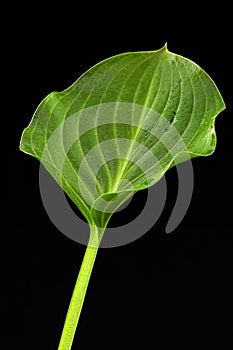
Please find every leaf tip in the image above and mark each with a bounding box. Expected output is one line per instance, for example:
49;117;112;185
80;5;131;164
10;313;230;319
160;42;168;53
154;43;169;55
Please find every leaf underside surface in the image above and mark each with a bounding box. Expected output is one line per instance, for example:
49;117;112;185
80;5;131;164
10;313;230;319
20;45;225;233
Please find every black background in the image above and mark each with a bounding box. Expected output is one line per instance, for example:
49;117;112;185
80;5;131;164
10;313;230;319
6;4;232;350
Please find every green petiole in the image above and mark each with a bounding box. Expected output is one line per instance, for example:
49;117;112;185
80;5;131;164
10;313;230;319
58;226;99;350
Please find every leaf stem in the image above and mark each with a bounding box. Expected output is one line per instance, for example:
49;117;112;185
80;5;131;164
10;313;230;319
57;226;100;350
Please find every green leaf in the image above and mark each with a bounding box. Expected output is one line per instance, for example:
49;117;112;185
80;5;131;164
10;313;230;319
20;45;225;232
20;45;225;350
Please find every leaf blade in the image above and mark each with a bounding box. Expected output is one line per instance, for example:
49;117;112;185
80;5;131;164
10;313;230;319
20;45;225;229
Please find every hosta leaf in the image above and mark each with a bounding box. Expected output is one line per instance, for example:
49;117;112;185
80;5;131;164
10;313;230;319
20;45;225;232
